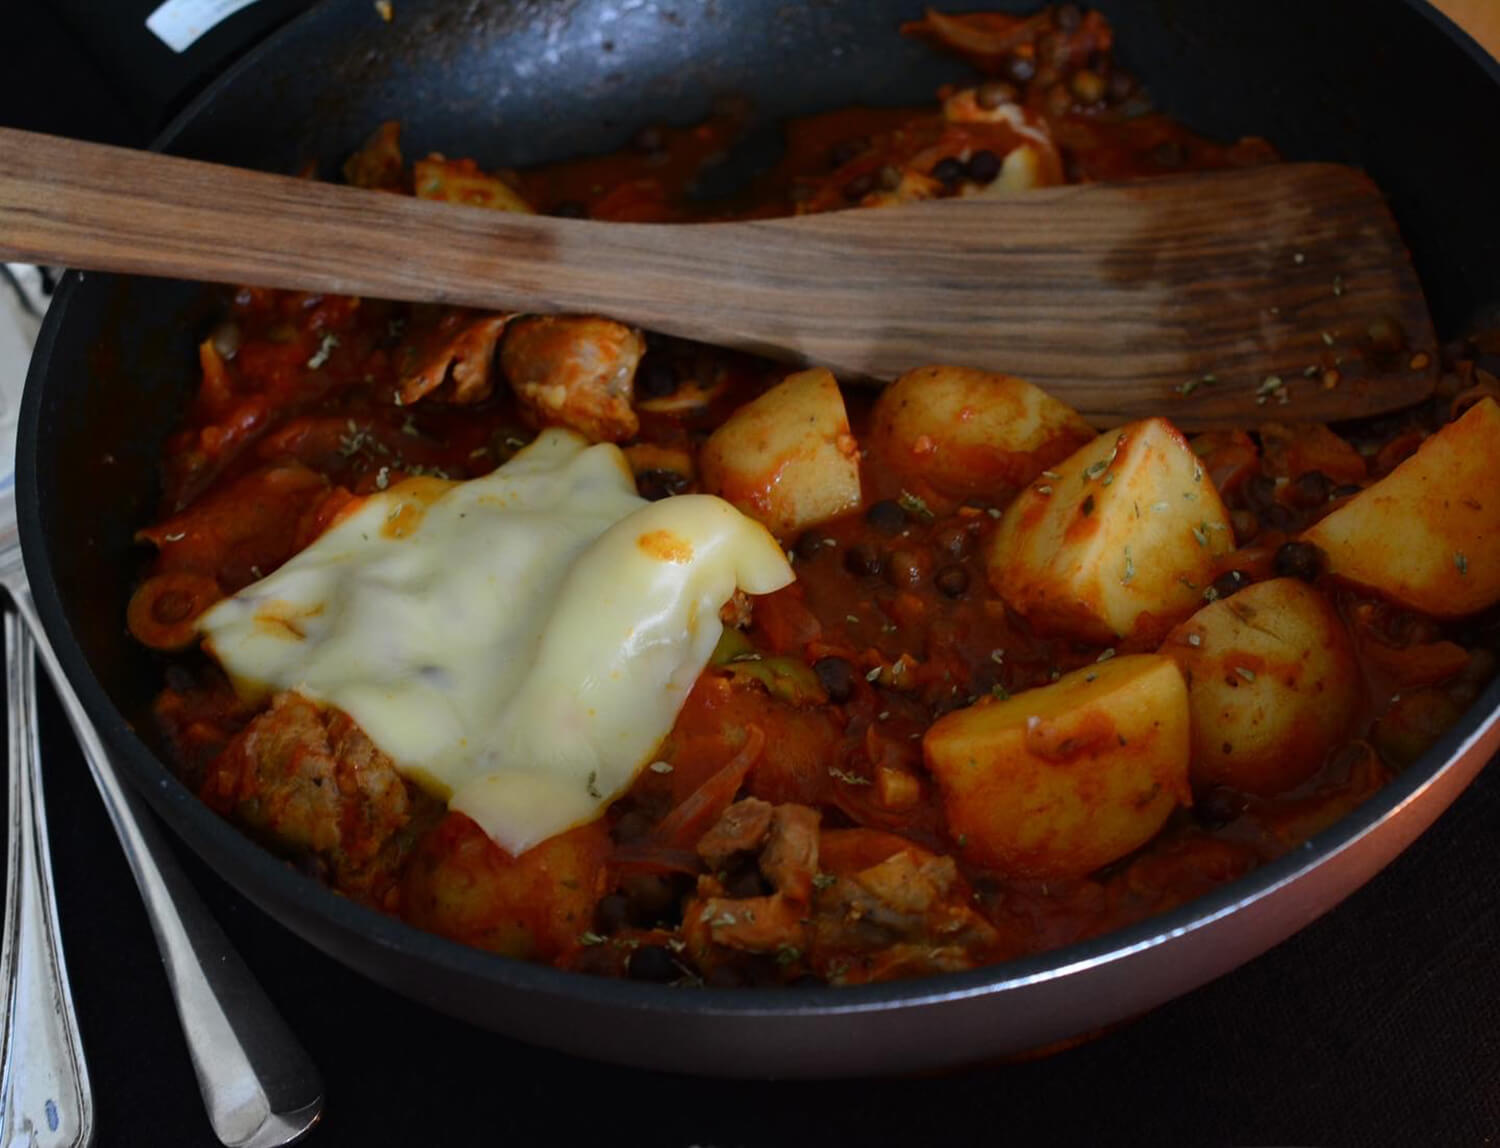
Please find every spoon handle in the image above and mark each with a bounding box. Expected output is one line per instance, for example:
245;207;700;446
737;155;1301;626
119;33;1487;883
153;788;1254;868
0;610;94;1148
8;585;323;1148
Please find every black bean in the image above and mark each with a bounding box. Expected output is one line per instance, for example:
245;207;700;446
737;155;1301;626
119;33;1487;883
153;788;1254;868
1056;3;1083;32
883;548;930;589
164;664;198;693
1260;503;1299;532
975;80;1018;109
1211;569;1252;599
828;137;869;168
843;172;875;201
966;149;1002;184
594;893;630;934
1107;70;1137;102
932;522;973;559
741;956;782;987
621;873;685;927
935;565;970;598
635;469;689;502
551;200;587;219
865;499;907;534
612;810;653;844
637;356;678;399
932;157;965;186
793;531;826;562
1243;473;1278;512
1194;786;1246;829
813;657;856;703
1332;483;1364;499
1152;140;1186;168
1288;470;1332;508
627;945;683;983
844;543;883;577
1004;52;1037;84
1273;540;1326;582
1230;509;1260;545
705;964;747;988
632;125;666;153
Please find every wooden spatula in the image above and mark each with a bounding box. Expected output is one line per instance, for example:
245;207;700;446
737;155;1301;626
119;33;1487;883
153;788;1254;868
0;126;1435;428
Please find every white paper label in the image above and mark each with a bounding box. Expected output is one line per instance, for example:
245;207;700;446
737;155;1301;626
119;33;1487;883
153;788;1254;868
145;0;262;53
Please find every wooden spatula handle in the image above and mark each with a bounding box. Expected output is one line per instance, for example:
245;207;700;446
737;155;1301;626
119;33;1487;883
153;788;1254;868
0;126;1433;426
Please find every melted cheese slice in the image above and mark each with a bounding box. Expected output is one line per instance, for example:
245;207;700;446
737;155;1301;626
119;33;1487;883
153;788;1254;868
198;428;793;855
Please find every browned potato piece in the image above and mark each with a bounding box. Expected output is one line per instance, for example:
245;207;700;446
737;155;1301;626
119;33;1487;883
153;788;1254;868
1164;578;1360;795
699;367;861;537
924;654;1191;878
401;812;608;962
500;315;645;443
866;365;1095;509
1301;397;1500;617
987;417;1234;644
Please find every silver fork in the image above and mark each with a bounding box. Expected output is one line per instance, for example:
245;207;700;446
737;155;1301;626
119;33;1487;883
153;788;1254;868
0;491;324;1147
2;607;92;1146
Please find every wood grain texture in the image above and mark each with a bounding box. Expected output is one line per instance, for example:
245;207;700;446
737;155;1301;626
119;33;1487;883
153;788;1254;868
0;126;1435;428
1432;0;1500;60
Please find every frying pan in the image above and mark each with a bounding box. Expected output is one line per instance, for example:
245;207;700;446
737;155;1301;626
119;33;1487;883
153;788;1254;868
16;0;1500;1077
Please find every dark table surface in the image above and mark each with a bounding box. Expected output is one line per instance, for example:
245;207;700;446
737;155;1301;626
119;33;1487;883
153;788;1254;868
7;3;1500;1144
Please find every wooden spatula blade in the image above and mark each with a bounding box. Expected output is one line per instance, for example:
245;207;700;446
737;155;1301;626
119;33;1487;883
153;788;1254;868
686;164;1436;429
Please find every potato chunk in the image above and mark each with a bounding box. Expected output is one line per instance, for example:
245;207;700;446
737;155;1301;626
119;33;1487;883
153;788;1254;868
924;654;1191;878
867;365;1094;509
1301;398;1500;617
699;367;861;537
1164;578;1360;795
401;813;608;962
987;417;1234;644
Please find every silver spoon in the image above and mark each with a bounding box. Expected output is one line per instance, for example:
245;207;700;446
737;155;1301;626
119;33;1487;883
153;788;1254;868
0;483;324;1145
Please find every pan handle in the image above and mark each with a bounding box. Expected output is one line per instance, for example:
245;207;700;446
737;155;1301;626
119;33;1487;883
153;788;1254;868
7;582;324;1148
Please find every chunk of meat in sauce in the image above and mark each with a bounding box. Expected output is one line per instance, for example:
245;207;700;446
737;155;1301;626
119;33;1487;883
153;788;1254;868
500;315;645;443
695;797;774;868
760;803;820;902
810;829;1001;982
397;313;512;405
200;692;413;888
683;800;822;966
